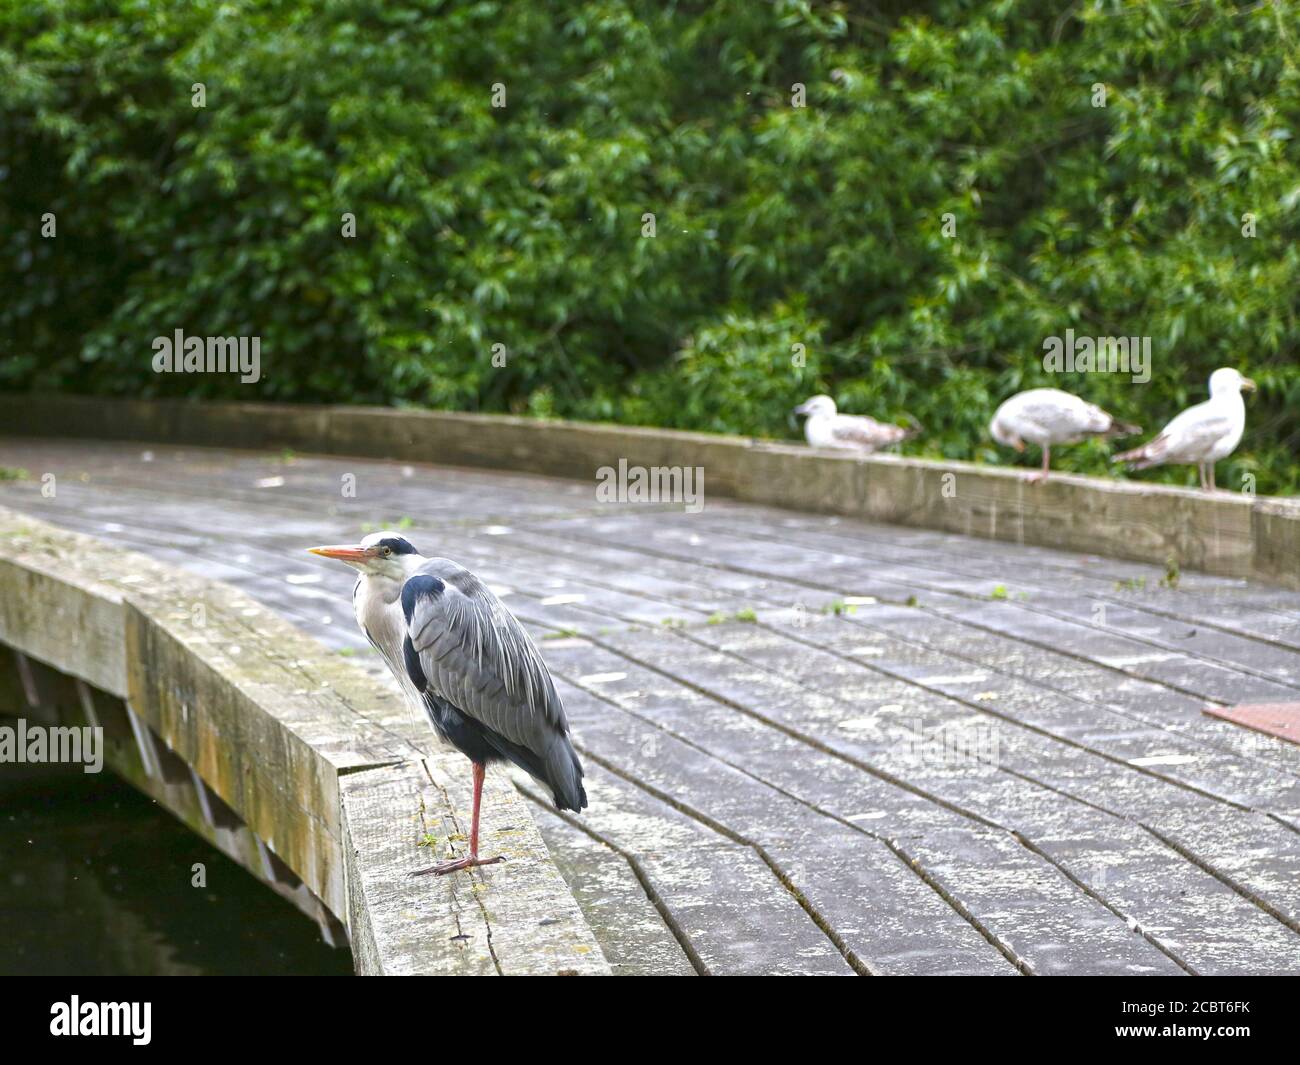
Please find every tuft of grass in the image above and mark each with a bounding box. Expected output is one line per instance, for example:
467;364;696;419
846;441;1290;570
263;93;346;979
417;833;438;849
701;607;759;625
542;628;579;640
822;600;857;616
905;595;919;607
1115;576;1147;592
990;585;1009;600
1160;558;1181;590
0;467;29;481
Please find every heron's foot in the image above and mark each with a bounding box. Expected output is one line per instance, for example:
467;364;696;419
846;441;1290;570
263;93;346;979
409;854;506;877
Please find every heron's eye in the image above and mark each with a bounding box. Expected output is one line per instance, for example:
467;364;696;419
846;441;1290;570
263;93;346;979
381;546;392;557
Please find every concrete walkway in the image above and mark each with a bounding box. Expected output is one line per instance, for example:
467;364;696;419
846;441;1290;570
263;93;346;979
3;437;1299;975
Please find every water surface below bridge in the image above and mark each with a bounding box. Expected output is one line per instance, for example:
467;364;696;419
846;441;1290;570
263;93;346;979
1;773;351;975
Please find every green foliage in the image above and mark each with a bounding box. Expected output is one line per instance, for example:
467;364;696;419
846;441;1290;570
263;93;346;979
2;0;1297;492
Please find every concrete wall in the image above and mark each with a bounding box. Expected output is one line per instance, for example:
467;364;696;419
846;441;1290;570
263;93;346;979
0;393;1295;588
0;506;609;975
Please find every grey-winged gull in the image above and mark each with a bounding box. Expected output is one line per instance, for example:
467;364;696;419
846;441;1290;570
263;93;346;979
1113;367;1255;491
793;395;920;453
990;387;1139;482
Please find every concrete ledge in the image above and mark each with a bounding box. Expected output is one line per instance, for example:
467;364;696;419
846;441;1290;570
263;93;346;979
0;506;609;975
1254;499;1300;590
0;393;1295;589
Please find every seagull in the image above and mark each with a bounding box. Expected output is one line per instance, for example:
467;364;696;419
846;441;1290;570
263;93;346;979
1113;368;1256;491
793;395;920;453
309;532;586;875
989;388;1140;482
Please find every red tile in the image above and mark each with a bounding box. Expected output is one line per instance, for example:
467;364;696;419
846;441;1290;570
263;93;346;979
1204;702;1300;746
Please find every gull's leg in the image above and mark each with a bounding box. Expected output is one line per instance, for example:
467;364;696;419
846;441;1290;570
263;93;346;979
1198;464;1207;491
1208;464;1217;492
1030;444;1051;483
410;762;506;876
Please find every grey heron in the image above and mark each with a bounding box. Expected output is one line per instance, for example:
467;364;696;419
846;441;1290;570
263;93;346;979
989;388;1140;483
792;395;920;453
1114;368;1255;491
309;532;587;875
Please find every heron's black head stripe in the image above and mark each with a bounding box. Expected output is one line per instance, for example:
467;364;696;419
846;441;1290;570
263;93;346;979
401;574;446;624
379;536;419;556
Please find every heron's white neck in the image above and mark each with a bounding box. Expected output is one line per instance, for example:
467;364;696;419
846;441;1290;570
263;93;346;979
355;552;429;603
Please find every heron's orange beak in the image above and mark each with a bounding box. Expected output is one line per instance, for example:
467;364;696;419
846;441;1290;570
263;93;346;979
308;544;375;563
1242;377;1257;392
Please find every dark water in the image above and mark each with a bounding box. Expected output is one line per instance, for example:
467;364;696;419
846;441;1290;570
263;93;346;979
0;772;353;976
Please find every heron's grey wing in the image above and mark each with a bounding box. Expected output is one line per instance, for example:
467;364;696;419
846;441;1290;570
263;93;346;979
400;559;569;752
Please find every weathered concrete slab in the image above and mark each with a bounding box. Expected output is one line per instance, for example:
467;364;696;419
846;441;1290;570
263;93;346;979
527;763;858;976
1;394;1297;586
577;624;1298;974
549;676;1019;975
1254;499;1300;591
2;435;1299;974
338;758;604;976
0;505;608;975
525;801;699;976
341;760;496;976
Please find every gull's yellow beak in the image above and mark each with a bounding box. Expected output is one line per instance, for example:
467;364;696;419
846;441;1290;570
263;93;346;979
1241;377;1258;392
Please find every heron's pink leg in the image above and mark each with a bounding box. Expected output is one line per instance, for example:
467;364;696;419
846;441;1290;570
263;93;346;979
469;761;485;857
409;762;506;877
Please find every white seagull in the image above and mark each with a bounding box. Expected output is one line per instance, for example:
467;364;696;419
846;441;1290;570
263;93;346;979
989;388;1140;482
1113;367;1256;491
793;395;920;453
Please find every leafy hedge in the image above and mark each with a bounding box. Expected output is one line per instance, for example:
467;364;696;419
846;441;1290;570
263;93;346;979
2;0;1298;492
